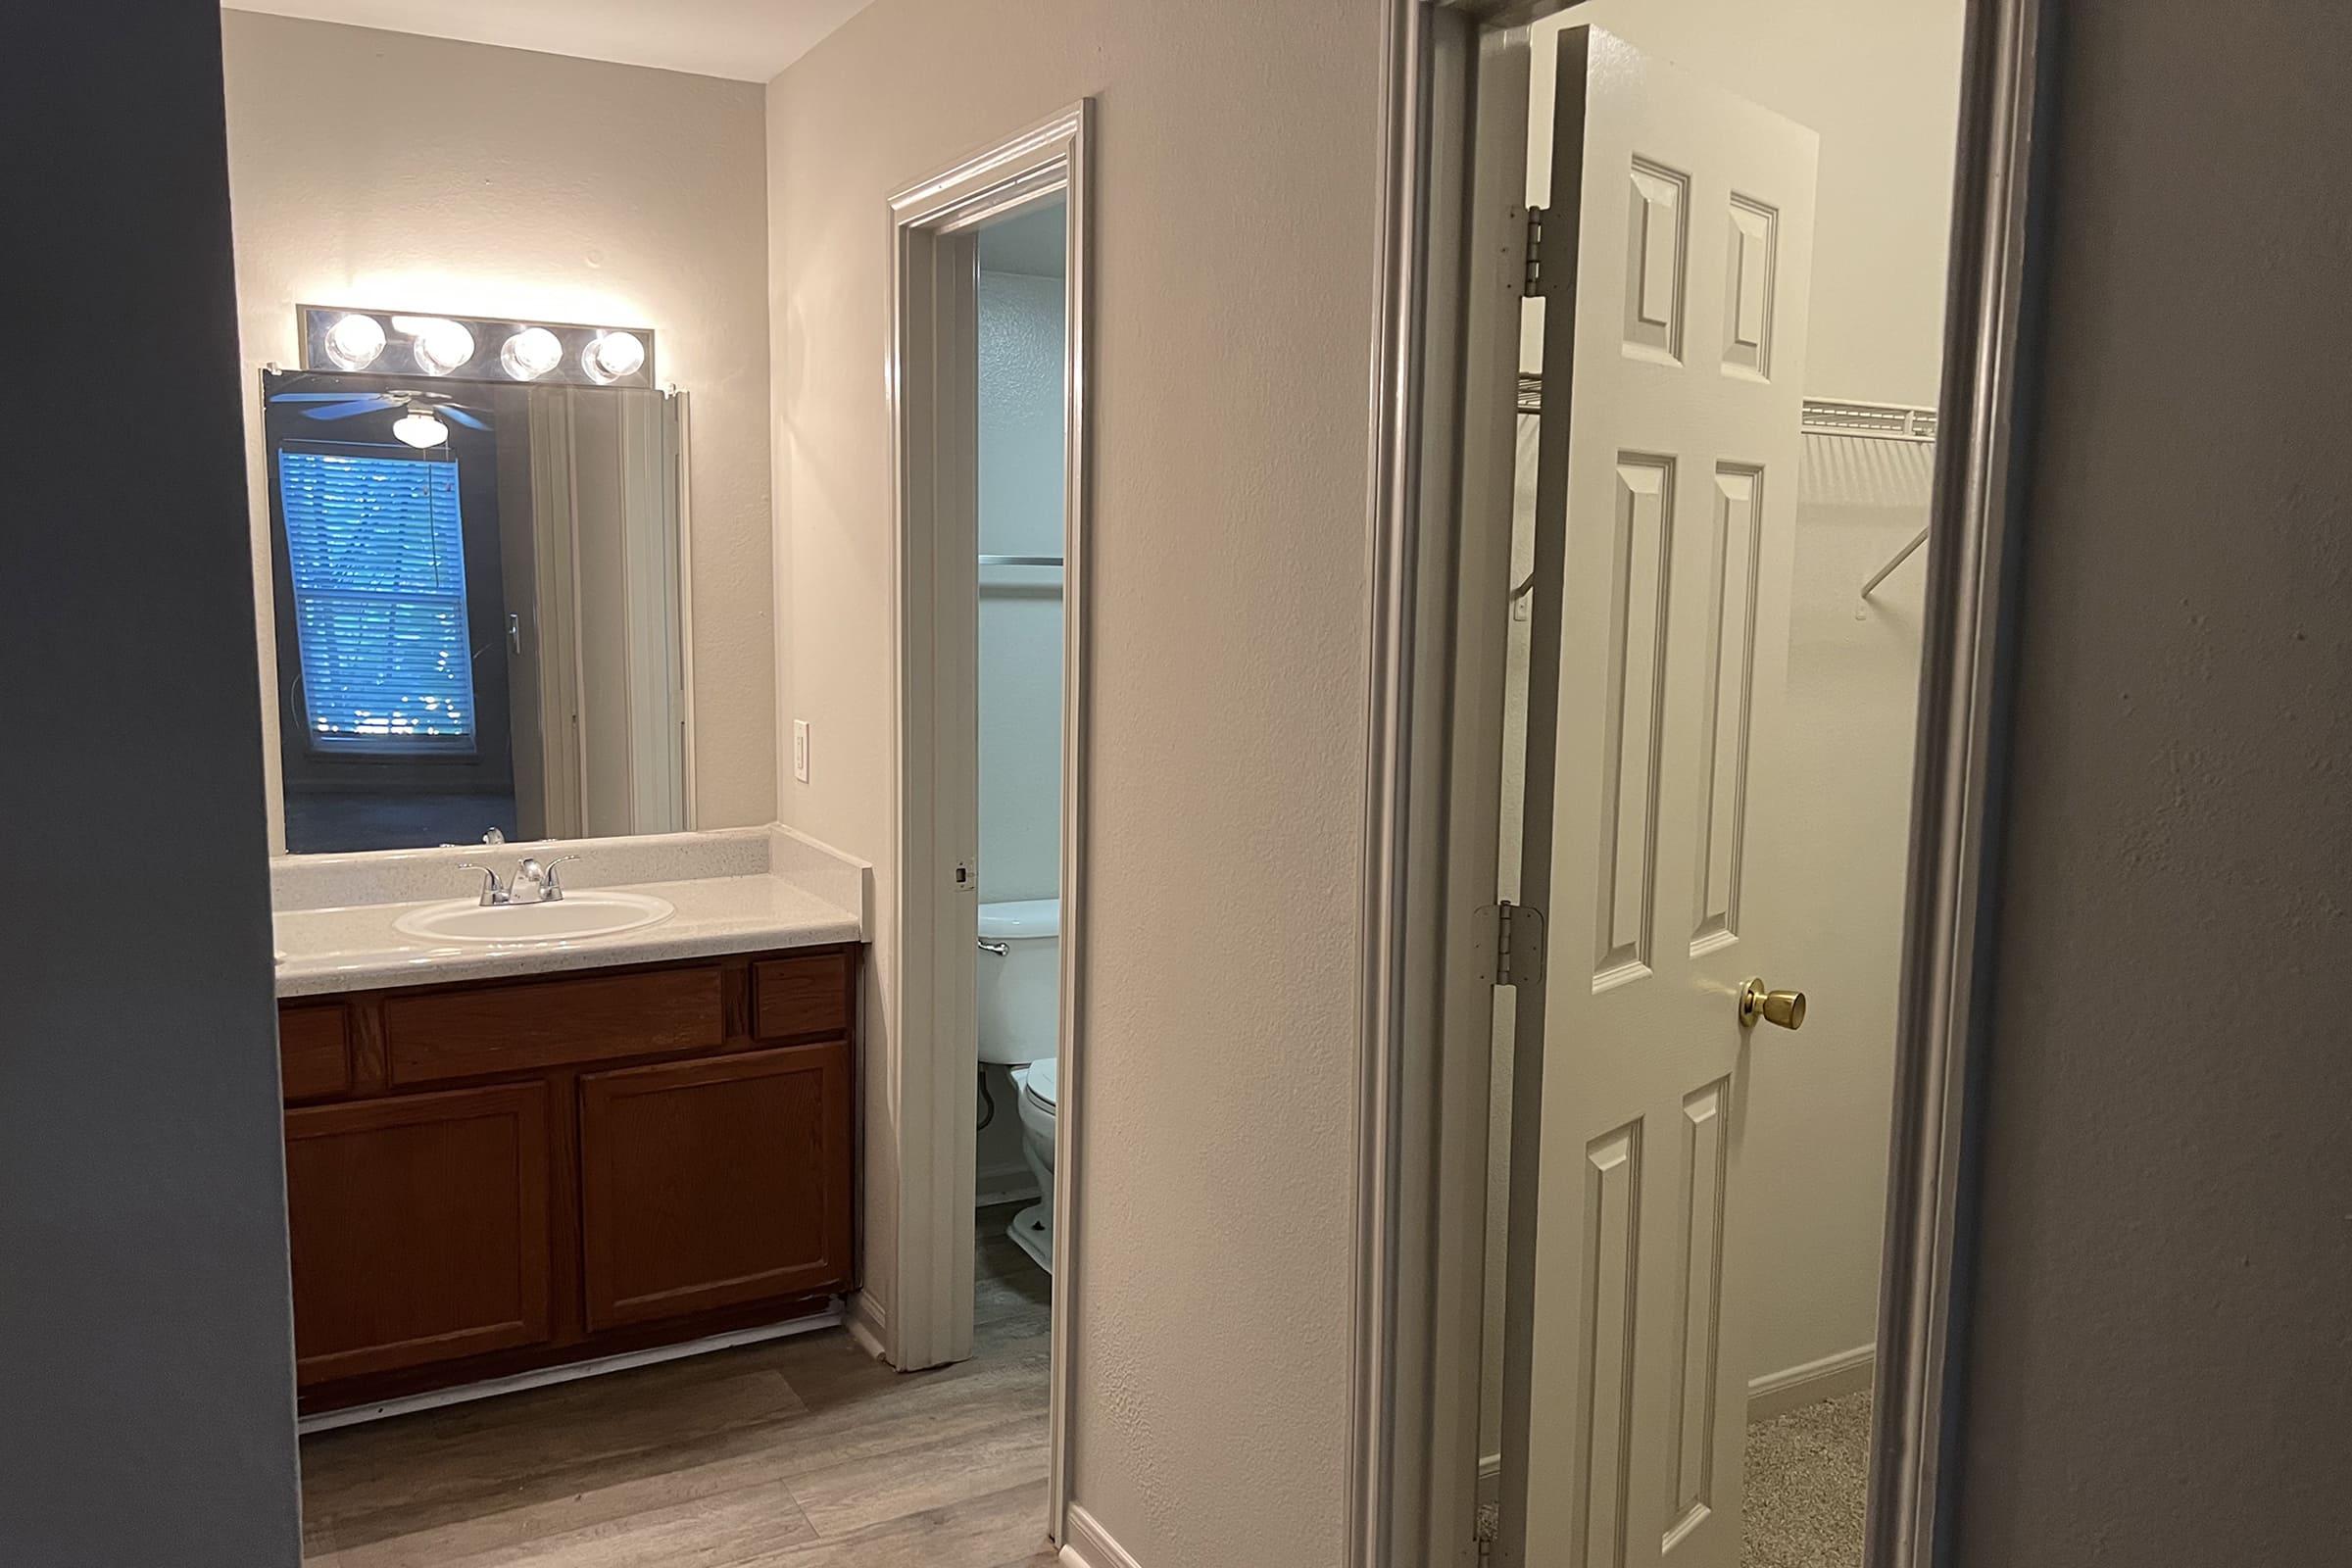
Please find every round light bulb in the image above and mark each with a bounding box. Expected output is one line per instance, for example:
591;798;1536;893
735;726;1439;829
392;410;451;449
322;313;386;370
500;326;564;380
410;318;476;376
582;330;646;384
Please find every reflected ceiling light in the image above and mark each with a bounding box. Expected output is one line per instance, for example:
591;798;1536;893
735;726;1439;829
321;313;386;370
405;317;476;376
392;409;451;449
500;326;564;380
581;329;646;385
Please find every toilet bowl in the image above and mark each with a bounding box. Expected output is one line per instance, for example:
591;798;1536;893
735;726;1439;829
1008;1056;1056;1273
976;898;1057;1274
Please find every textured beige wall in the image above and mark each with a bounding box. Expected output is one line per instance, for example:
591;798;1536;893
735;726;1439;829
220;12;776;842
1955;4;2352;1561
765;2;1383;1561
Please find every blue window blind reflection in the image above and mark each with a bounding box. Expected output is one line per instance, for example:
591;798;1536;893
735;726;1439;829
278;447;477;749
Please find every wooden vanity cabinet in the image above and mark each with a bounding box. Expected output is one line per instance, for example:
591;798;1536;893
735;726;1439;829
579;1044;853;1331
277;944;858;1412
284;1083;555;1384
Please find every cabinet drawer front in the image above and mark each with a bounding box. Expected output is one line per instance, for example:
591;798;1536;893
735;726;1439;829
386;966;725;1086
285;1082;554;1386
278;1004;351;1103
753;952;852;1041
579;1042;853;1332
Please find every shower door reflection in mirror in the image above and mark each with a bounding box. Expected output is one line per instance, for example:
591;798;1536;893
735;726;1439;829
262;370;687;854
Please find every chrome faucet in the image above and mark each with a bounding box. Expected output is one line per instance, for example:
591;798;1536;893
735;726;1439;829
514;856;581;903
453;854;580;906
455;862;513;906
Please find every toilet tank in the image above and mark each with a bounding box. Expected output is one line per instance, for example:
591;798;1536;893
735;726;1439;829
975;898;1059;1066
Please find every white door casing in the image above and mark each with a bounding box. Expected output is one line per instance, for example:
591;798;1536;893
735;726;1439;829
887;100;1091;1545
1501;28;1816;1568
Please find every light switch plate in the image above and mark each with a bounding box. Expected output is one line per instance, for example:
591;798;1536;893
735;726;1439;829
793;719;810;783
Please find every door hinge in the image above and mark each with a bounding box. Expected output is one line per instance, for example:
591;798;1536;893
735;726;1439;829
1483;901;1546;989
1523;204;1548;296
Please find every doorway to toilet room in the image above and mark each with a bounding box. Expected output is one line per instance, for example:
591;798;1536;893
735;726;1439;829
889;104;1088;1551
970;200;1070;1282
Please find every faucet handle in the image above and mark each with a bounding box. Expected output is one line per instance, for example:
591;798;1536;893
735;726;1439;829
541;855;582;900
520;855;582;902
455;862;510;906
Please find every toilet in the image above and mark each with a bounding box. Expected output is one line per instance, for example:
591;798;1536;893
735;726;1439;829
975;897;1058;1272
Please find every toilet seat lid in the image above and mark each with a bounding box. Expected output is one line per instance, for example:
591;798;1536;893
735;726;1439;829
1022;1057;1058;1110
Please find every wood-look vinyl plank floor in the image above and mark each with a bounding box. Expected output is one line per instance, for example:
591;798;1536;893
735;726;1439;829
304;1207;1055;1568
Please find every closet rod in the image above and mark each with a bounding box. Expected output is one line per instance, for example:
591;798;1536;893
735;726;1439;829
1861;526;1932;599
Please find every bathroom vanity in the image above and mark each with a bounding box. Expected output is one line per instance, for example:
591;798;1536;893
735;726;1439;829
270;830;865;1415
235;277;871;1415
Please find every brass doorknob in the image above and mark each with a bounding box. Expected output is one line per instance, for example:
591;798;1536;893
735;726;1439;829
1739;979;1807;1031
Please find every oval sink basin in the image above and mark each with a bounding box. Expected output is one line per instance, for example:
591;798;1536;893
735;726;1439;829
392;891;676;947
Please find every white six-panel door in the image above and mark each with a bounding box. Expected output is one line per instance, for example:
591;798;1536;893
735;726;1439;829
1502;27;1817;1568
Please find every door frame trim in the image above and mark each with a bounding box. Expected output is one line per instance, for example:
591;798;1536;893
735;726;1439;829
1866;2;2052;1560
886;99;1093;1547
1351;3;2056;1566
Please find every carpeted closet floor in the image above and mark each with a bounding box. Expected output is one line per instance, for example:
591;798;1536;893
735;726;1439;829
1740;1391;1873;1568
1472;1390;1872;1564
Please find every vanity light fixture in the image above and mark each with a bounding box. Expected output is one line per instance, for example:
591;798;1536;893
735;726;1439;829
321;312;387;370
500;325;564;380
391;408;452;449
403;317;477;376
299;307;657;388
581;329;646;385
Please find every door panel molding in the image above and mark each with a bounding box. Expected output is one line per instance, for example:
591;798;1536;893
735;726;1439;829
1719;197;1779;382
1576;1122;1644;1568
1595;455;1676;988
1690;465;1761;953
1665;1078;1730;1540
1624;159;1691;364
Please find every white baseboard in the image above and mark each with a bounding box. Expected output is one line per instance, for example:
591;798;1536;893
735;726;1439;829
1470;1348;1876;1506
297;1307;841;1434
846;1288;891;1365
1060;1502;1144;1568
977;1173;1043;1207
1746;1343;1875;1422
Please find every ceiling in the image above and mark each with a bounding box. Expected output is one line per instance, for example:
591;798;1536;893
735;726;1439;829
221;0;878;82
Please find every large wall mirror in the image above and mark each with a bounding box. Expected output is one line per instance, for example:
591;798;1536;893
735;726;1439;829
261;354;689;854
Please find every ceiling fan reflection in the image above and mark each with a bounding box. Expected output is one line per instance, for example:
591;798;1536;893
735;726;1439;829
270;389;490;430
271;388;487;449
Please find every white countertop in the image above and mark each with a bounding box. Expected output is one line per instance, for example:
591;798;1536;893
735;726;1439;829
270;825;868;999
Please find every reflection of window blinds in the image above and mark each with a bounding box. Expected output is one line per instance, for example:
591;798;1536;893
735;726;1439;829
278;446;477;749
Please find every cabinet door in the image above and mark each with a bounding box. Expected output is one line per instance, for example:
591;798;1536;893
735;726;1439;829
579;1042;853;1332
285;1082;554;1386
